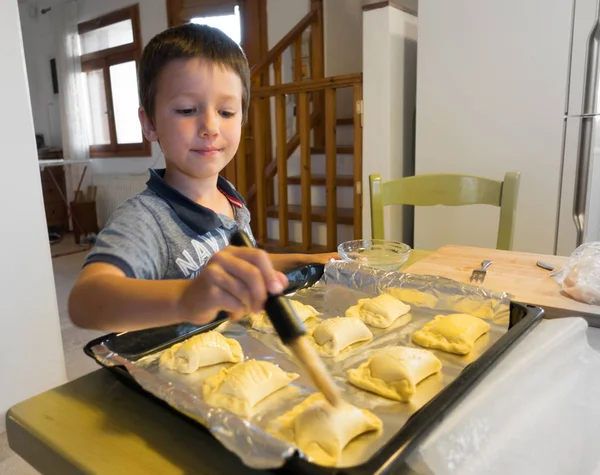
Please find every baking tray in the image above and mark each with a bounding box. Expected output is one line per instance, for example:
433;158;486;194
84;263;544;474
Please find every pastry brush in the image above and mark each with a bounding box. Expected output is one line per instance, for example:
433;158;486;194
229;230;342;407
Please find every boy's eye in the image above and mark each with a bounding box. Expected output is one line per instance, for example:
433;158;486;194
176;108;196;116
219;110;236;118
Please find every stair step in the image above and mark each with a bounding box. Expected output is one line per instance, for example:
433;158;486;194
286;174;354;187
260;239;332;254
336;117;354;126
267;205;354;225
310;145;354;154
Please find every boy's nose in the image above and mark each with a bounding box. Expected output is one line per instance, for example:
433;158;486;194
199;112;219;137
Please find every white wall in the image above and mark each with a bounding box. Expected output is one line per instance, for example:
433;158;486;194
267;0;310;49
19;3;62;149
323;0;363;120
0;1;67;432
362;5;418;242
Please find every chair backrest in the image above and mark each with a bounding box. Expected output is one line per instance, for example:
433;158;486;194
369;172;521;250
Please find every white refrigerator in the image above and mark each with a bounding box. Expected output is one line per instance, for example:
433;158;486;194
414;0;600;256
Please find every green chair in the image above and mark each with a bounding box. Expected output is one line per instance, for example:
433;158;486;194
369;172;521;250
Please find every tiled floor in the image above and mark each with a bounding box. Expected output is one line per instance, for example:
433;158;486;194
1;234;101;474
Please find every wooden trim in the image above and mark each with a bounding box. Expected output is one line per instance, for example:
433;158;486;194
105;50;137;67
80;43;137;64
362;1;417;17
90;147;150;158
337;117;354;125
103;64;118;150
310;0;325;147
353;84;363;239
78;5;140;35
275;94;289;247
236;128;247;196
81;58;105;73
80;4;147;159
250;9;317;78
166;0;183;27
252;73;362;97
252;99;267;244
324;87;337;250
294;37;303;82
298;92;312;251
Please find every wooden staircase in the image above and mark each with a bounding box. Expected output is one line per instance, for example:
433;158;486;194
220;1;363;253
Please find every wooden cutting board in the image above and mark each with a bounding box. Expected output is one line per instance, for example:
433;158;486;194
405;244;600;322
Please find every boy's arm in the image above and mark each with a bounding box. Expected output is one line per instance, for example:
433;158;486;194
268;252;339;272
69;248;288;332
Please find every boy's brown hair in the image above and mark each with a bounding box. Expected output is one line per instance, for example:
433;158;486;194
138;23;250;123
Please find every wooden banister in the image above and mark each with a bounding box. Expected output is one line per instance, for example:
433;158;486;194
252;73;363;97
250;8;317;78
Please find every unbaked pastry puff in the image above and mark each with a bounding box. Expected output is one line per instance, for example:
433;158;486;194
248;299;321;333
309;317;373;357
202;359;298;417
267;393;382;466
159;331;243;374
345;293;411;328
347;346;442;401
412;313;490;355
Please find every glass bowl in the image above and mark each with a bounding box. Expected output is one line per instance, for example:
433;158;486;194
337;239;412;271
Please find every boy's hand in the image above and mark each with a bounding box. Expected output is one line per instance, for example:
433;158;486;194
178;247;288;324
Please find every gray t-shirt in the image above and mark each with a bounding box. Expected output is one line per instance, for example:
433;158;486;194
84;169;255;280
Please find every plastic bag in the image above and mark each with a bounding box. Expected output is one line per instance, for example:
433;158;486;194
553;242;600;305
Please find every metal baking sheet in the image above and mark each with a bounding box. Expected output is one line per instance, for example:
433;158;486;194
86;260;541;472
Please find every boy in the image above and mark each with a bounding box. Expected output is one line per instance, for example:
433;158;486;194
68;24;335;332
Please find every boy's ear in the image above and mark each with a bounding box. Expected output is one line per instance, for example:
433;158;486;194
138;107;158;142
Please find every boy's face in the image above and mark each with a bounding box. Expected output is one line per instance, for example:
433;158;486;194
139;58;243;182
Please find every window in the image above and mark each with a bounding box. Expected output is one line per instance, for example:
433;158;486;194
78;5;149;157
191;6;241;44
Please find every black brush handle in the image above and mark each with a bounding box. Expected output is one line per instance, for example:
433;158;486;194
229;230;307;343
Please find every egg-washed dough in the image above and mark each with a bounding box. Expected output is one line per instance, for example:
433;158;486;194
412;313;491;355
159;331;243;374
202;359;299;417
385;287;438;308
347;346;442;401
309;317;373;357
248;300;321;333
345;293;411;328
267;393;382;466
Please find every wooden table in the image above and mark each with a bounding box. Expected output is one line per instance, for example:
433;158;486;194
7;370;263;475
405;245;600;325
9;246;594;474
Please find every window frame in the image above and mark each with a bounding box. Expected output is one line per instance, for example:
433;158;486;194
78;4;150;158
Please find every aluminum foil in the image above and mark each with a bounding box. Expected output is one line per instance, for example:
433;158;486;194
90;260;512;470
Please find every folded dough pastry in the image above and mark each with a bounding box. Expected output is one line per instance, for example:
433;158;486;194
412;313;491;355
202;359;299;416
267;393;382;466
345;293;411;328
248;300;321;333
347;346;442;401
385;287;438;308
159;331;243;374
310;317;373;357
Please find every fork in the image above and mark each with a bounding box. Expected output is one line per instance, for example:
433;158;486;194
470;260;493;283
